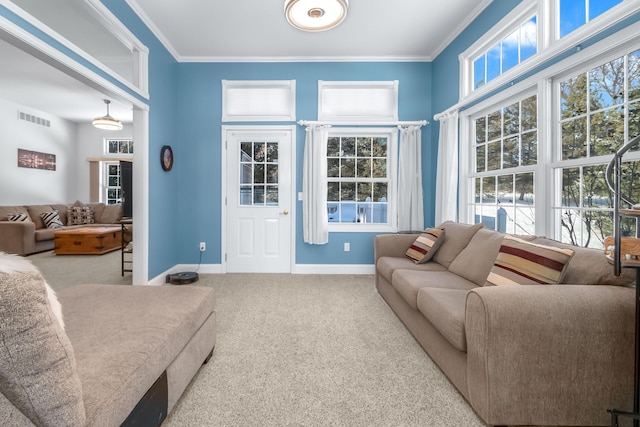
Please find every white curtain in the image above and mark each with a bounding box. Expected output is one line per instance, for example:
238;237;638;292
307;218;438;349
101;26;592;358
302;125;329;245
434;110;459;225
397;125;424;231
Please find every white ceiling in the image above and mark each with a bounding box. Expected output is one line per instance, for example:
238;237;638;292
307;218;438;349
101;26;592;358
128;0;492;61
0;0;493;124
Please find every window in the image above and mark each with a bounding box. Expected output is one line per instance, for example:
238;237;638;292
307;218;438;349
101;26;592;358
240;141;279;206
106;139;134;155
559;0;623;38
473;16;537;90
470;93;538;234
103;162;121;205
326;128;397;231
552;48;640;247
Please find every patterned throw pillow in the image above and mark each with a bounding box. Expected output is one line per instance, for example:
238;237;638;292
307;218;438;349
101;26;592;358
485;235;575;286
7;213;29;222
40;211;63;229
405;228;445;264
66;206;94;225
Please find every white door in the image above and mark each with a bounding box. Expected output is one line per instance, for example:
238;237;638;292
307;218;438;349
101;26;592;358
225;127;293;273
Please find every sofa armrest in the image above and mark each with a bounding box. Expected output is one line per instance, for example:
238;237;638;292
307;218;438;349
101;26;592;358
466;284;635;426
0;221;36;255
374;233;420;261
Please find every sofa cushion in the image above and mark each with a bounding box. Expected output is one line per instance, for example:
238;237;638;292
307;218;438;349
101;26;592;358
7;213;29;222
67;206;94;225
100;203;123;224
0;261;85;426
532;237;636;286
486;236;575;286
58;284;215;425
432;221;484;268
448;228;508;286
51;204;69;226
376;256;447;284
87;203;106;224
417;288;469;352
41;211;64;229
26;205;55;230
0;206;29;222
392;269;477;310
35;228;56;242
405;228;445;264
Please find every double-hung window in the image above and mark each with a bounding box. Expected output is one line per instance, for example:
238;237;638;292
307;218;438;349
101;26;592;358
326;128;397;232
101;139;133;205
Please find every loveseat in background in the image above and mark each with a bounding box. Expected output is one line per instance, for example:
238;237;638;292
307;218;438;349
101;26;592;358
0;202;123;255
374;221;636;426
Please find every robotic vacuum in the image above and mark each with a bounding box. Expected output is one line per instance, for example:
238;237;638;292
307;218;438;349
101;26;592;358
165;271;199;285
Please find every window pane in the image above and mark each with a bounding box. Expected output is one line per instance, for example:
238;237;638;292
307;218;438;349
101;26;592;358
629;50;640;102
515;172;535;206
474;55;486;89
498;175;513;204
589;107;624;157
521;131;537;166
108;176;119;186
562;117;587;160
561;74;587;119
327;182;339;201
560;209;582;245
629;101;640;146
254;186;265;205
254;164;265;184
240;186;252;205
373;183;387;201
254;143;265;162
487;141;501;171
266;143;278;162
342;137;356;157
589;57;624;110
108;164;118;175
502;29;519;73
503;101;520;136
476;145;486;173
341;159;355;178
357;158;371;178
372;159;386;178
372;138;387;157
241;143;252;161
521;95;537;131
327;159;340;178
266;164;278;184
357;182;372;201
520;16;537;61
560;0;586;37
327;137;340;157
474;177;481;203
589;0;622;21
561;168;580;208
487;44;501;83
357;137;372;156
621;160;640;203
266;186;278;205
582;164;610;208
487;111;501;141
475;117;486;143
483;176;496;203
341;182;355;201
503;136;519;168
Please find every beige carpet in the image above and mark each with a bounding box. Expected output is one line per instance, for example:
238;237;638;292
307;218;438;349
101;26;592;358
28;254;484;426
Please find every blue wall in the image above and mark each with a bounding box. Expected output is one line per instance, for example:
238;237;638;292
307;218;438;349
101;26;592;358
175;62;432;265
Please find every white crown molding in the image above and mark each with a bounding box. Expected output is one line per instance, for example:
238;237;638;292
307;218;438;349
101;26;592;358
124;0;180;61
178;55;432;63
431;0;494;60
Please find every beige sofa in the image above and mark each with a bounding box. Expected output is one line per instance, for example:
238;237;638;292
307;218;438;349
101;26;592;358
374;221;636;427
0;254;216;426
0;202;123;255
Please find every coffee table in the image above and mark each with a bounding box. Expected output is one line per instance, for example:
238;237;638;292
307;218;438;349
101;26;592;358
54;226;122;255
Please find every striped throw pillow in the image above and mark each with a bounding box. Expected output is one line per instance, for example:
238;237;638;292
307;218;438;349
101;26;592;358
405;228;445;264
8;213;29;222
40;211;63;229
485;235;575;286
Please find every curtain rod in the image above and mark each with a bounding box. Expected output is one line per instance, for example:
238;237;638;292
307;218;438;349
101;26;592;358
297;120;428;127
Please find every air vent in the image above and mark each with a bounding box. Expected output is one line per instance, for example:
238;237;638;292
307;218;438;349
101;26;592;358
18;111;51;128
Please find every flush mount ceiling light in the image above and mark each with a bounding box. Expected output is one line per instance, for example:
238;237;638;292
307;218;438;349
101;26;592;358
92;99;123;131
284;0;348;32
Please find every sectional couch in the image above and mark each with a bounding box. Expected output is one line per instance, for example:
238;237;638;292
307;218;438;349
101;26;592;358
374;221;636;426
0;252;216;426
0;202;122;255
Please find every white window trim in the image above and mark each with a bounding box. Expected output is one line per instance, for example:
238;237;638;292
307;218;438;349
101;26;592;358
459;17;640;240
326;127;398;233
458;0;640;107
0;0;149;98
221;80;296;122
104;138;134;157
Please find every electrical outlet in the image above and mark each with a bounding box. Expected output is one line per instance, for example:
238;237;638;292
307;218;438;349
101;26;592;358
199;242;206;252
344;242;350;252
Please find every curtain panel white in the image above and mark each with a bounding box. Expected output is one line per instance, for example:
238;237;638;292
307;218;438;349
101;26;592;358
302;125;329;244
397;125;424;232
434;110;459;225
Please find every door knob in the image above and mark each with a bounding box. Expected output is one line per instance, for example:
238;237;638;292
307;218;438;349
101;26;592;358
280;210;289;215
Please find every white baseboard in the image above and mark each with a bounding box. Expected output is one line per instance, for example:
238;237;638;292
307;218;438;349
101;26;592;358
147;263;374;285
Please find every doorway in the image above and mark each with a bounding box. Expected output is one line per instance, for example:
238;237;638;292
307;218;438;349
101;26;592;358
223;126;296;273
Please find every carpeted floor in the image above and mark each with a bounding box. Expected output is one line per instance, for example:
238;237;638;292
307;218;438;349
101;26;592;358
29;253;484;426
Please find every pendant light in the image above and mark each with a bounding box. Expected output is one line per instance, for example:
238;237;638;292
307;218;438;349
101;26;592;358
284;0;348;32
92;99;123;131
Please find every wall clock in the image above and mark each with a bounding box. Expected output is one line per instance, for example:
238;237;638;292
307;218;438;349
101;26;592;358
160;145;173;171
